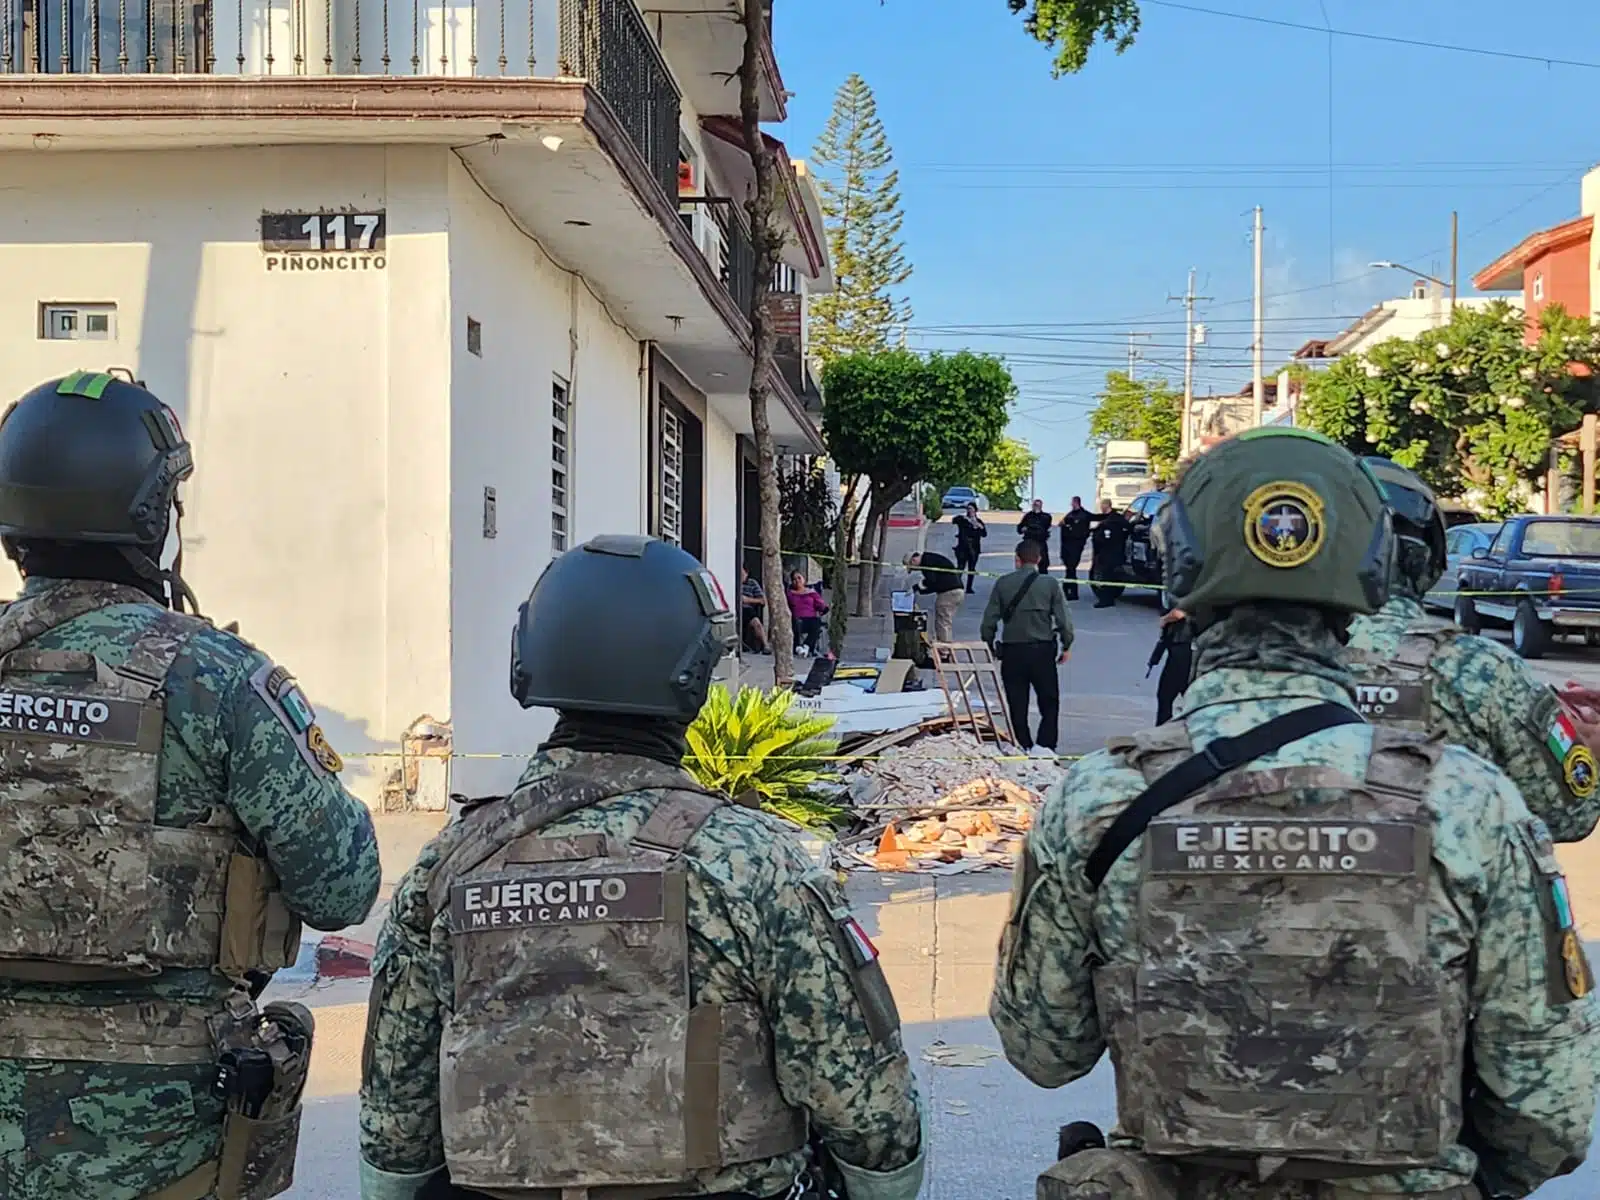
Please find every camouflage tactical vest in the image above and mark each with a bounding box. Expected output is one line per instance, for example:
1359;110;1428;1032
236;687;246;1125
425;756;808;1200
0;581;300;1004
1345;626;1452;732
1093;720;1465;1182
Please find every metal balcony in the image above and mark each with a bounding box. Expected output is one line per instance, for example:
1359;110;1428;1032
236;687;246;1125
1;0;681;199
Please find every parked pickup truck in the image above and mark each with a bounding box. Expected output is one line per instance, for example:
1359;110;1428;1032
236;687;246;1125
1454;514;1600;658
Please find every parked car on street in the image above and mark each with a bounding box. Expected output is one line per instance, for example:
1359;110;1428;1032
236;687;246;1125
1422;521;1501;614
1122;489;1170;594
1454;514;1600;658
940;485;989;512
1440;502;1487;530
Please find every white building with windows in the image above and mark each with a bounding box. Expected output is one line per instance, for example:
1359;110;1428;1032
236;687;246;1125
0;0;832;805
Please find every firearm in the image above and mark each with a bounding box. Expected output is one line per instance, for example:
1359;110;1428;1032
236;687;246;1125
799;1131;849;1199
1145;624;1173;678
211;998;315;1198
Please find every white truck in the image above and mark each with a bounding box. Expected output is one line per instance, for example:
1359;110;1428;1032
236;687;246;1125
1095;439;1155;509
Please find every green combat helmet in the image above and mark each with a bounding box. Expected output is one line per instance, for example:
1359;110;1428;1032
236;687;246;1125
1359;456;1448;599
1158;427;1393;624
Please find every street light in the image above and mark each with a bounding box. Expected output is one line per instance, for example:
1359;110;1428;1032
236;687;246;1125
1370;212;1460;311
1370;260;1452;290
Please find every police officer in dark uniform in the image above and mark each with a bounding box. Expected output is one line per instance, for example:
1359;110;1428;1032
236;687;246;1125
360;536;925;1200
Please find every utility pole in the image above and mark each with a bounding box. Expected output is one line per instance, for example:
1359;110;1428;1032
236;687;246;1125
1170;270;1213;460
1125;330;1153;378
1030;459;1037;504
1252;205;1265;427
1449;209;1459;315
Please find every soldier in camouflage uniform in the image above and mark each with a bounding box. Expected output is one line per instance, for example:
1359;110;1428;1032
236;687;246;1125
1345;456;1600;843
358;535;924;1200
991;428;1599;1200
0;372;382;1200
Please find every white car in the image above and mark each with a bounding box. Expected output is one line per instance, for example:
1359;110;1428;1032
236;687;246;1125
940;486;989;511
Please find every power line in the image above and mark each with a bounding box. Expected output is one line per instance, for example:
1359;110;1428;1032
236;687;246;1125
914;179;1578;192
903;160;1590;173
1144;0;1600;71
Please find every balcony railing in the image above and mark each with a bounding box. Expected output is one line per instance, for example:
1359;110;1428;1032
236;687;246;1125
718;198;755;324
681;193;755;325
1;0;681;198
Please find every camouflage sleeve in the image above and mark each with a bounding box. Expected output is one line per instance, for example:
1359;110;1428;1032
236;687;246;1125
225;649;381;930
359;848;450;1175
737;839;923;1173
1434;636;1600;843
1466;802;1600;1196
989;768;1104;1088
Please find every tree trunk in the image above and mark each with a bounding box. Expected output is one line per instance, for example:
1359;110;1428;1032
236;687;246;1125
855;495;891;618
870;506;891;592
828;476;860;650
739;0;793;687
840;473;862;561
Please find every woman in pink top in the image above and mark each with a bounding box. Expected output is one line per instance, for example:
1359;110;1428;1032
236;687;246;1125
785;569;829;657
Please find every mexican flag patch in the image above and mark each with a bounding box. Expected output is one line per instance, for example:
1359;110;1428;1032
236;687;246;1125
840;917;879;968
1548;711;1579;762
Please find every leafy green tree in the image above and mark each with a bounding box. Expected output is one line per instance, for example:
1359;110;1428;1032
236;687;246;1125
778;458;837;560
809;74;913;362
1007;0;1141;74
823;350;1015;615
1087;371;1182;480
1301;302;1600;516
972;435;1038;509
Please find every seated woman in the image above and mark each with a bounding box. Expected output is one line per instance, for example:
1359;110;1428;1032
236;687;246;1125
785;569;829;657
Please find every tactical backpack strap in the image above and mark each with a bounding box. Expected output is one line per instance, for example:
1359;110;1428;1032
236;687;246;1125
1085;703;1367;889
1107;721;1195;785
629;789;726;855
1396;624;1452;670
112;609;201;699
0;579;153;660
1363;723;1447;802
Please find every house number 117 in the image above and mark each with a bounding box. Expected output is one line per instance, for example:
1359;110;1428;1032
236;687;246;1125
301;214;382;252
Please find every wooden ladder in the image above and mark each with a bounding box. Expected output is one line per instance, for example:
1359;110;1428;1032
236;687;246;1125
931;642;1016;746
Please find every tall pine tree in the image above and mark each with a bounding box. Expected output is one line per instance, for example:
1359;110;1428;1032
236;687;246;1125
809;74;913;363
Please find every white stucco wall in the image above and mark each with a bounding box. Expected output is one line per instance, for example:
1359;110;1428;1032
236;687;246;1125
0;144;453;803
702;410;740;603
0;142;740;806
444;154;649;799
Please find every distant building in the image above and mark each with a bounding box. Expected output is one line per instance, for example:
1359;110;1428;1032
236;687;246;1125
1474;166;1600;340
1295;283;1504;364
1186;374;1304;448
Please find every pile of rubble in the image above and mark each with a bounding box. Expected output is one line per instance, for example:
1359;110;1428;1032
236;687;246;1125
825;718;1067;874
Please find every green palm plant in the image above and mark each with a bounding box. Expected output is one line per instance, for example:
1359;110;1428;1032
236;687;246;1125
685;686;848;830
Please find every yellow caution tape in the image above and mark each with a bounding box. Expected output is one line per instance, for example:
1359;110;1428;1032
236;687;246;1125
759;544;1600;599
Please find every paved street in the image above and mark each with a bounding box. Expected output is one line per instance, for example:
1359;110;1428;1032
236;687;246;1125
282;514;1600;1199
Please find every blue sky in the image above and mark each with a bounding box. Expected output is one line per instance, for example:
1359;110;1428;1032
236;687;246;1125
774;0;1600;503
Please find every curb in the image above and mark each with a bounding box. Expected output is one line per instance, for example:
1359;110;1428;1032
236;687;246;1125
273;935;377;984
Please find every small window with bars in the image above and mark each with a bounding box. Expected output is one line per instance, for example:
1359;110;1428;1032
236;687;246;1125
552;377;571;554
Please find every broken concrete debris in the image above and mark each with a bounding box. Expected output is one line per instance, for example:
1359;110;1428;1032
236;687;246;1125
826;718;1066;874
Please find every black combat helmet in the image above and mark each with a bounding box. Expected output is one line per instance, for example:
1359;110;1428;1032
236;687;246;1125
0;371;194;594
510;536;737;722
1359;456;1448;599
